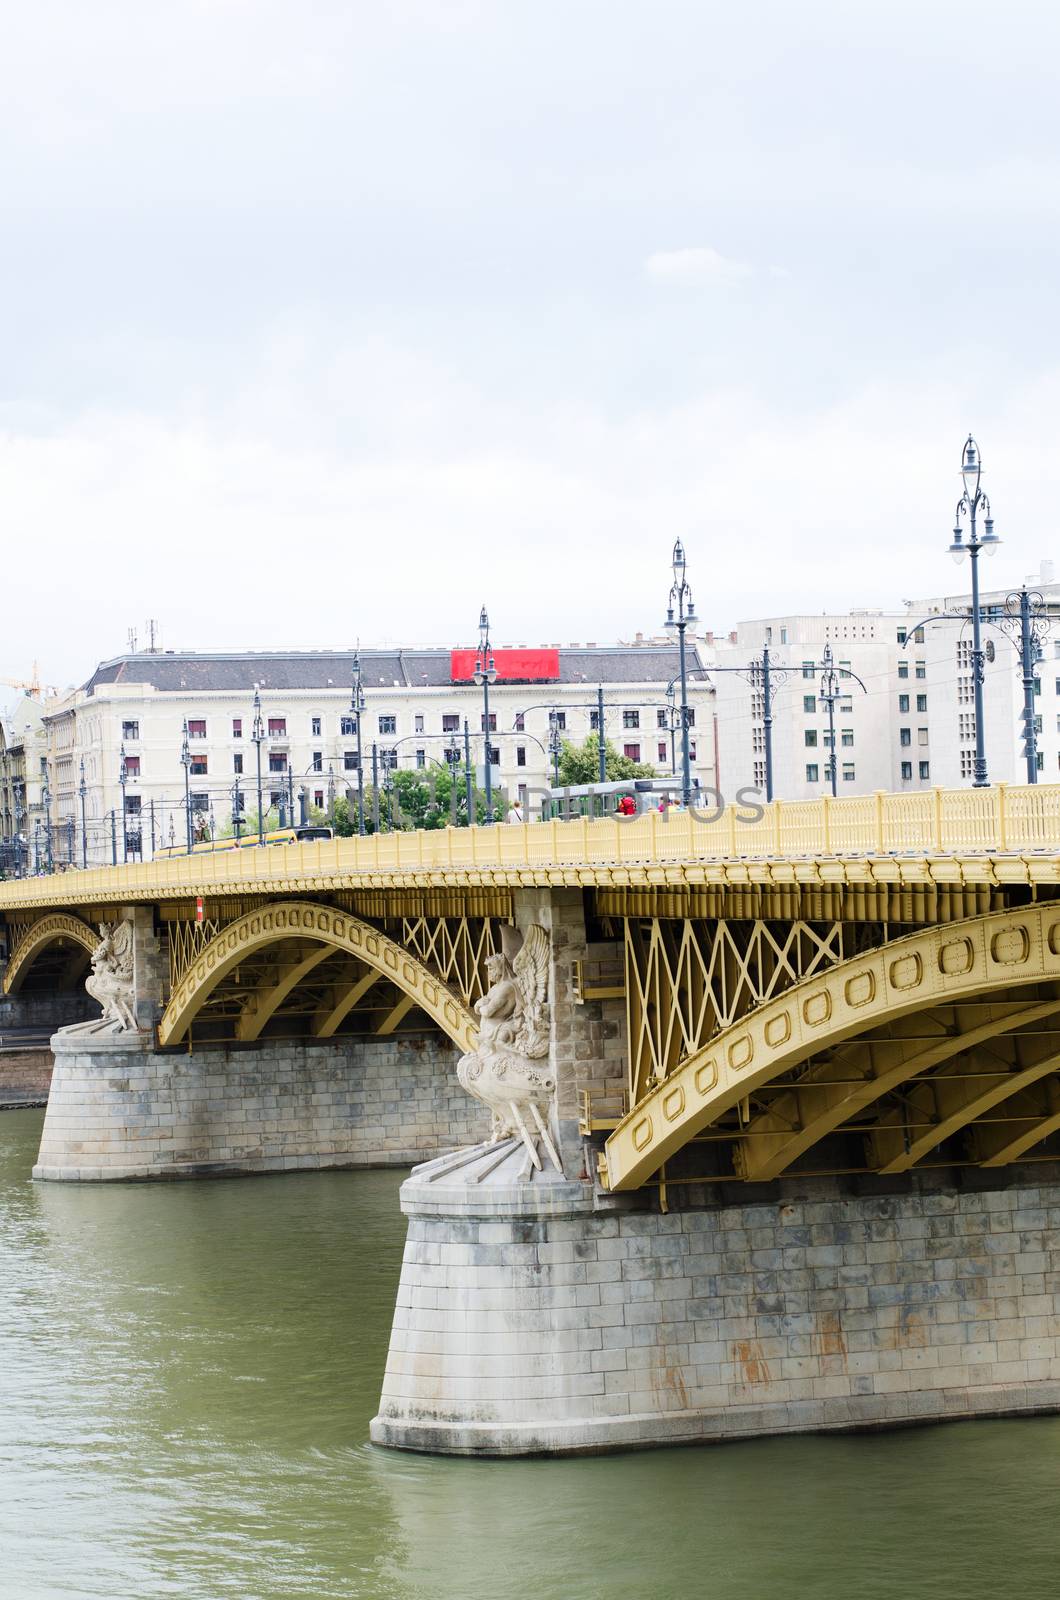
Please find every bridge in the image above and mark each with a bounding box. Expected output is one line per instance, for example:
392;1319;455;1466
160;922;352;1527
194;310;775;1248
4;782;1060;1454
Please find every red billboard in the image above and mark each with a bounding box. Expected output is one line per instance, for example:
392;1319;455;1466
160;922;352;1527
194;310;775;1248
450;648;560;683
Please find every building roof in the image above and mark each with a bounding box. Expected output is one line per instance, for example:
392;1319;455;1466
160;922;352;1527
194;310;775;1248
83;644;705;695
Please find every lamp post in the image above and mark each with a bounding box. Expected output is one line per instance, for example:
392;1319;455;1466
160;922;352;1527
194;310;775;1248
78;758;88;868
351;652;367;836
251;687;265;845
665;540;697;806
548;709;562;786
180;719;193;853
472;606;498;824
40;760;52;873
820;643;839;797
949;434;1001;787
118;744;129;863
462;718;474;825
596;686;607;786
998;587;1051;783
232;775;243;841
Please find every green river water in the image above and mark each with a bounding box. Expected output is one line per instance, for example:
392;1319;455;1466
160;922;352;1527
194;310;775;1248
2;1107;1059;1599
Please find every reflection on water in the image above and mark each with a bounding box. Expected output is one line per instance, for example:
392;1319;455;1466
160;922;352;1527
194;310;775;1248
2;1108;1059;1599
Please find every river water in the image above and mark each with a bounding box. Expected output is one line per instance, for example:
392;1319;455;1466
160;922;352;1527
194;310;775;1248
2;1108;1059;1599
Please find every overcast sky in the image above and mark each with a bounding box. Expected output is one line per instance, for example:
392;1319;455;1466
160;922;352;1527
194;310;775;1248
2;0;1059;686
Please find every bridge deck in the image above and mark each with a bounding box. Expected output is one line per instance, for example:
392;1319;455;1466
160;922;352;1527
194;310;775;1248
1;784;1059;910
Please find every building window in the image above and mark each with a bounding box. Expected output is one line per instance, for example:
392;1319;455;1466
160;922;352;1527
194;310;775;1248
191;755;208;775
822;730;833;748
780;627;788;643
233;754;243;774
806;763;819;783
268;753;287;772
268;717;286;737
753;760;766;786
379;715;397;736
900;728;911;747
444;746;460;766
232;718;242;739
311;717;321;737
841;728;854;747
842;763;855;782
442;714;460;733
124;755;140;775
686;710;695;728
918;727;929;746
480;713;497;733
314;790;324;809
803;695;816;713
658;742;667;761
340;716;356;737
897;628;907;644
1034;677;1042;696
919;761;930;780
898;695;910;714
489;748;500;766
624;744;641;761
916;694;927;712
623;710;640;729
901;760;913;780
590;709;601;730
517;747;526;767
554;712;567;730
802;661;814;679
415;749;426;769
805;730;818;747
122;720;139;740
124;795;141;815
344;752;358;771
1037;751;1045;772
657;709;668;728
688;741;696;761
515;712;525;732
414;714;424;734
312;751;322;772
897;661;909;679
190;792;209;813
188;719;207;739
915;660;926;679
380;748;397;770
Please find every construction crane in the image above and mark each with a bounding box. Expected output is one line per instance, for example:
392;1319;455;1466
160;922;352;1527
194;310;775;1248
0;663;58;700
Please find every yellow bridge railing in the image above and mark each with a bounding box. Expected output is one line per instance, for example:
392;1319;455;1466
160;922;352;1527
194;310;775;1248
1;782;1059;909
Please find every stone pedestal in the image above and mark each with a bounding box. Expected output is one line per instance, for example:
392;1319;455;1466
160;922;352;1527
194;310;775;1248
33;1030;488;1182
372;1162;1060;1456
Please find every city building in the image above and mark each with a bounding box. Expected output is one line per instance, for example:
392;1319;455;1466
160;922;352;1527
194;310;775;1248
710;564;1060;800
18;642;715;866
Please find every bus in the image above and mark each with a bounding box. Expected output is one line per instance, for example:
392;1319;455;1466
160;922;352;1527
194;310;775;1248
154;825;334;860
540;779;685;821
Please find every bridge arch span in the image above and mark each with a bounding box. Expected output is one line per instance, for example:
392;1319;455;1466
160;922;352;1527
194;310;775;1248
605;904;1060;1191
158;900;480;1050
3;913;98;995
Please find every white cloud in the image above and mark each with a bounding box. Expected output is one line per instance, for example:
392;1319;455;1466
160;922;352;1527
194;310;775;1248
644;247;753;287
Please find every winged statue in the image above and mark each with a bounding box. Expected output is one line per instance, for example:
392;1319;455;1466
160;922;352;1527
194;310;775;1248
62;921;137;1034
457;924;562;1174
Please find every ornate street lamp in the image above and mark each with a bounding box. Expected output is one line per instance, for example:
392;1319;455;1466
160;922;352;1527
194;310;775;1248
118;743;129;863
78;757;88;868
351;652;367;836
180;719;193;854
949;434;1001;787
664;540;697;806
251;686;265;845
548;709;562;786
819;643;839;797
472;607;498;824
232;775;243;842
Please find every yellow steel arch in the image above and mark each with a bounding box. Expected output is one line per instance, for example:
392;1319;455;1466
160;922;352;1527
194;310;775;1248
158;900;479;1050
3;913;98;995
604;904;1060;1191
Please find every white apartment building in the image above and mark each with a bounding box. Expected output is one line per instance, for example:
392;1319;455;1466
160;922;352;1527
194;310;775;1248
710;564;1060;801
31;643;717;865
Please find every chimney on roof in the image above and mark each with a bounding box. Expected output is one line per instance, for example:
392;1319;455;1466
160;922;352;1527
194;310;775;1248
585;641;596;648
568;642;581;647
635;632;644;644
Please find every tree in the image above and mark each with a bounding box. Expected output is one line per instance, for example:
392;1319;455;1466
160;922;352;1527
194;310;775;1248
556;735;655;787
331;767;501;833
217;805;280;839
